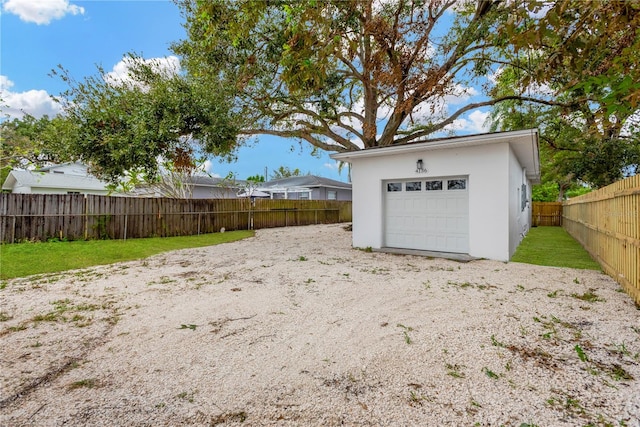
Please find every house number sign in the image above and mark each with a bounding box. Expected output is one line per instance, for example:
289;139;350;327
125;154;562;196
416;159;428;173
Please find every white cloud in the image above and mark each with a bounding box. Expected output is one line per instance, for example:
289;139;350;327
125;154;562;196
444;110;491;134
323;162;339;170
0;75;62;119
202;160;222;177
2;0;84;25
104;56;181;88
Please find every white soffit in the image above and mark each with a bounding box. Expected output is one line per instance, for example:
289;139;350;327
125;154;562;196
331;129;540;183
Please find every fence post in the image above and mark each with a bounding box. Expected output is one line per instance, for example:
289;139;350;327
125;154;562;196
11;215;16;243
83;195;89;240
124;214;128;240
197;212;201;235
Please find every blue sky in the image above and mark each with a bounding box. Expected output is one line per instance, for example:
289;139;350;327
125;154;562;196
1;0;490;182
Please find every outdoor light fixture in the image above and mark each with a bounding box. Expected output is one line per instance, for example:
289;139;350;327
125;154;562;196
416;159;427;173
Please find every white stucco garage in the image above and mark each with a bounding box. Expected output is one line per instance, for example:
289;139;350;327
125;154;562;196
331;129;540;261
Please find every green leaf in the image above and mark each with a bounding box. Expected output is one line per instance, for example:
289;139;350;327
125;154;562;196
575;344;588;362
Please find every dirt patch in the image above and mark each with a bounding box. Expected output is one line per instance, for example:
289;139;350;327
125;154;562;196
1;224;639;426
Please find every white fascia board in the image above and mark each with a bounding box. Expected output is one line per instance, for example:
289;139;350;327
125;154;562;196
331;129;536;160
258;186;313;192
331;129;540;181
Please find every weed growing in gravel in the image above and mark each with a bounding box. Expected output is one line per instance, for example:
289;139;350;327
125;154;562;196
409;390;427;405
68;378;98;390
575;343;634;381
533;315;581;341
296;256;308;261
575;344;588;362
397;324;414;344
7;324;27;333
0;280;6;290
482;367;500;379
178;324;197;330
175;391;196;403
30;299;101;326
447;280;471;289
445;363;466;378
609;342;640;361
209;411;247;424
0;311;12;322
491;335;505;348
571;289;605;302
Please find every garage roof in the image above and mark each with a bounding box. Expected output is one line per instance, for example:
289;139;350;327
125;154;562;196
331;129;540;183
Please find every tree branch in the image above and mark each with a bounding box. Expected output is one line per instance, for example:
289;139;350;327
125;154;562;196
395;95;576;145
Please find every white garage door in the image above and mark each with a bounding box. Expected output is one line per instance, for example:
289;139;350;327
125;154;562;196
384;177;469;253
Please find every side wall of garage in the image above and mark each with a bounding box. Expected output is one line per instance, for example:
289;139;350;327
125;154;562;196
350;142;514;260
508;146;533;258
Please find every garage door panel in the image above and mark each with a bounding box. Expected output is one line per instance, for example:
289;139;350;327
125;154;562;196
384;178;469;253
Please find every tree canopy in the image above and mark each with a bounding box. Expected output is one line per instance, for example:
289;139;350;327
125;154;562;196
489;0;640;189
8;0;637;188
172;0;540;152
49;58;239;182
270;166;303;180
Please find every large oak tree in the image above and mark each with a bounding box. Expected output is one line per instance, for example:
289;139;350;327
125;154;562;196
171;0;537;152
41;0;638;185
490;0;640;189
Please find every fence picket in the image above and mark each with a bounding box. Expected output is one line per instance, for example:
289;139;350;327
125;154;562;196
0;194;351;243
563;175;640;305
531;202;563;226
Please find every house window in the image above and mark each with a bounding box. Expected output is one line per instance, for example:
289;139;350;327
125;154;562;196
67;191;81;194
387;182;402;192
299;191;310;200
406;181;422;191
425;180;443;191
327;190;337;200
447;179;466;190
272;192;285;199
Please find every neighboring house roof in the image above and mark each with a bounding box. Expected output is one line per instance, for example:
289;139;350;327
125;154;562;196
184;175;248;188
260;175;351;191
38;161;89;175
331;129;540;183
2;169;109;192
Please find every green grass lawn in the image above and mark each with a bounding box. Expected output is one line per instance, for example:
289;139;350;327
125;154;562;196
511;226;600;270
0;231;254;280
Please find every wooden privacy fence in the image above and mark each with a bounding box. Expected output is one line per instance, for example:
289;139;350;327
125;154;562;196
0;194;352;243
563;175;640;305
532;202;563;226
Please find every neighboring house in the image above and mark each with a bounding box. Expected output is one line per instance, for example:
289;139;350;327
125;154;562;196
2;162;110;195
331;129;540;261
257;175;352;200
133;175;246;199
2;162;352;201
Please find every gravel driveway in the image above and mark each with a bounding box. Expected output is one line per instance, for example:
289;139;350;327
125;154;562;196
1;223;639;426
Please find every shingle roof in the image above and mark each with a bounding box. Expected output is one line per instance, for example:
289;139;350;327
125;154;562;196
184;175;247;187
2;170;109;191
260;175;351;190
